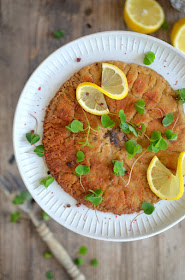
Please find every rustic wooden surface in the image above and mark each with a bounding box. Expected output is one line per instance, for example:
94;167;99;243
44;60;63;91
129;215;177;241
1;0;185;279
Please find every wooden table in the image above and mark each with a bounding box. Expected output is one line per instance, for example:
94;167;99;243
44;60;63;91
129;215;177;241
1;1;185;279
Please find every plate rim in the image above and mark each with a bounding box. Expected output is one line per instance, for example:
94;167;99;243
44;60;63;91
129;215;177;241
13;30;185;241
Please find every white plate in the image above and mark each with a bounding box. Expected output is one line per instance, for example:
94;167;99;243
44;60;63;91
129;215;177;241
13;31;185;241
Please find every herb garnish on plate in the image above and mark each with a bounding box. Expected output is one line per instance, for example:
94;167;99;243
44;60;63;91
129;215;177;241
142;202;155;215
85;189;103;206
143;52;155;65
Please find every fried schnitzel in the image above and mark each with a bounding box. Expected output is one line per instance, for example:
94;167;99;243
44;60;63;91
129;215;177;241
43;61;185;214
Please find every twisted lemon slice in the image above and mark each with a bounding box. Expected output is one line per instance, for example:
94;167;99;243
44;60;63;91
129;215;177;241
76;63;128;115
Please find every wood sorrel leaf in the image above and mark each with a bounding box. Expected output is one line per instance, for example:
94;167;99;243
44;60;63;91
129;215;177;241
143;52;155;65
75;165;90;176
101;115;115;128
91;259;99;267
42;211;50;221
12;196;24;204
135;99;145;114
162;113;174;127
26;133;40;145
166;129;178;141
161;19;168;30
120;122;130;133
155;138;168;150
40;176;54;188
19;191;32;201
12;191;32;204
76;151;85;163
119;110;126;123
128;125;138;137
34;145;44;157
54;30;65;39
10;212;21;223
142;202;155;215
176;88;185;104
90;189;102;196
120;122;138;136
78;246;87;255
66;120;83;133
150;131;161;142
85;188;103;206
147;144;158;153
112;160;126;176
44;252;52;259
74;258;84;266
125;139;142;158
45;271;54;279
148;130;168;153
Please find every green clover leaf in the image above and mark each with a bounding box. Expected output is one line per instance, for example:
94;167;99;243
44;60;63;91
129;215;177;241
42;211;50;221
75;165;90;176
54;30;65;39
142;202;155;215
166;129;178;141
162;113;174;127
161;19;168;30
85;189;103;206
76;151;85;163
40;176;54;188
45;271;54;279
44;252;52;259
91;259;99;267
66;120;83;133
26;133;40;145
176;88;185;104
128;125;138;137
112;160;126;176
125;139;142;159
135;99;145;114
12;191;32;205
150;130;161;142
120;122;130;133
34;145;44;157
78;246;87;255
101;115;115;128
10;212;21;223
147;131;168;153
119;110;126;123
74;258;84;266
143;52;155;65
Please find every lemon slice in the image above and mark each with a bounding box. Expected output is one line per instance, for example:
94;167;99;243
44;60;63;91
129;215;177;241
147;153;185;200
76;82;109;115
101;63;128;100
124;0;164;34
171;18;185;54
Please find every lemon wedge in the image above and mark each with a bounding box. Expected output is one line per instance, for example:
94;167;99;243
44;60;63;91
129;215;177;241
147;152;185;200
123;0;164;34
76;82;109;115
101;63;128;100
171;18;185;54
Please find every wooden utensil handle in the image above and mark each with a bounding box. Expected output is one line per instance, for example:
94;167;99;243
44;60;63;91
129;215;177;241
36;223;86;280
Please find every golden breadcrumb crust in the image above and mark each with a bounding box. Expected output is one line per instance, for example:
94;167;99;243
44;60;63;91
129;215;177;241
43;61;185;215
